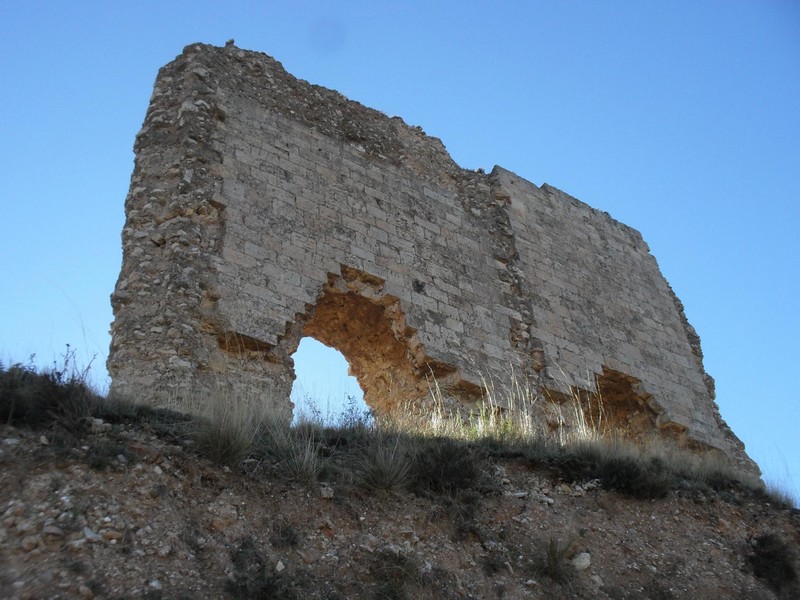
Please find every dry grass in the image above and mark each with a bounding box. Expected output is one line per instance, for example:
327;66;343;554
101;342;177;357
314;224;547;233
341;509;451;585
354;430;415;490
190;390;268;468
1;354;779;506
258;417;329;483
371;369;766;502
164;374;281;469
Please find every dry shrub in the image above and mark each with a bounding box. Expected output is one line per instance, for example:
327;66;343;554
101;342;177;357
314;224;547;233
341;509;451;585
409;437;479;496
748;533;799;597
535;536;576;585
355;431;414;490
0;352;99;431
190;387;270;468
261;419;328;483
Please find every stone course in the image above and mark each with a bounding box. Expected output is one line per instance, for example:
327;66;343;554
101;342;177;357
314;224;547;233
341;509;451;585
108;42;753;469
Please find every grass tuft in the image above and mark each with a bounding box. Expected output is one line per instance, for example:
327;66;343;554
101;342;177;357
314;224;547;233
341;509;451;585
260;419;328;483
355;431;414;491
409;437;480;496
535;535;577;584
190;389;267;468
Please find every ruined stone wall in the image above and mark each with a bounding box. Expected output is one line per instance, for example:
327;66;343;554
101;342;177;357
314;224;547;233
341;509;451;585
109;43;753;468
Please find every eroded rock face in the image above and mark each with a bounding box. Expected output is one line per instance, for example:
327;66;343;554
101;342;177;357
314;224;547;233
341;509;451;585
108;42;756;471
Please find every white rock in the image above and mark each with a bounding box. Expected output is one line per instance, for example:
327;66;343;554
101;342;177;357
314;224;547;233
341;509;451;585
572;552;591;571
83;527;102;543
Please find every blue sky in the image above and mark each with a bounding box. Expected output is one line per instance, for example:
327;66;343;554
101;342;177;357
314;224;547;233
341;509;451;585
1;2;797;500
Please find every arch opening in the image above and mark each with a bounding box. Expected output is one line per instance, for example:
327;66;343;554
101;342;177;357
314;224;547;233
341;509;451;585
290;337;370;425
284;266;479;420
542;367;665;442
296;268;426;417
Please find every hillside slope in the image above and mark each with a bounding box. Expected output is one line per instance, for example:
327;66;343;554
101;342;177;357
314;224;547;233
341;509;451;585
1;410;798;600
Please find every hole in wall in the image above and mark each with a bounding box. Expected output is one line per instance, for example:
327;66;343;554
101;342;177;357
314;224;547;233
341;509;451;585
296;267;432;417
542;367;660;441
290;337;370;425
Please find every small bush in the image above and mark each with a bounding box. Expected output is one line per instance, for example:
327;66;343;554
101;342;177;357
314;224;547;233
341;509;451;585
370;549;421;600
444;490;482;541
0;354;98;431
596;455;674;499
410;437;479;496
192;391;266;468
535;536;576;584
270;518;299;549
261;422;327;483
748;533;799;595
86;441;129;471
226;536;300;600
355;433;414;490
336;394;374;431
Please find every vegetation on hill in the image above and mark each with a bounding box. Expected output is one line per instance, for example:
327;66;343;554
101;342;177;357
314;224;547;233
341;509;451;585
1;354;798;598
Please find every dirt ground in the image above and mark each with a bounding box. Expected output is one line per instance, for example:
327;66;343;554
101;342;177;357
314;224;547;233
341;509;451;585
1;420;798;599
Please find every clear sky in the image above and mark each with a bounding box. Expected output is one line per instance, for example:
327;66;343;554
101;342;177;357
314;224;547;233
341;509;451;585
1;2;797;501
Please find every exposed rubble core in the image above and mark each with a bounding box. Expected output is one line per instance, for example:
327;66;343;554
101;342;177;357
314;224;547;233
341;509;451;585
108;42;755;471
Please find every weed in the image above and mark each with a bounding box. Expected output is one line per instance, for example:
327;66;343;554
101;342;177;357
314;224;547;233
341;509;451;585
270;518;299;549
747;533;799;596
370;548;421;600
0;349;98;431
226;536;299;600
191;388;268;468
85;441;129;471
355;432;414;491
596;454;674;499
409;437;479;496
261;421;327;483
444;490;482;541
535;535;576;584
482;547;510;575
761;484;798;510
66;560;87;574
336;394;374;430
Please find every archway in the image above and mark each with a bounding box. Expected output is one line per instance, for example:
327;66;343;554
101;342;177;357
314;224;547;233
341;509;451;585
290;337;370;425
284;266;477;419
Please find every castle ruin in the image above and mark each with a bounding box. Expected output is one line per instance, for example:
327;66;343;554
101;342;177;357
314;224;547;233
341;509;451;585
108;43;754;469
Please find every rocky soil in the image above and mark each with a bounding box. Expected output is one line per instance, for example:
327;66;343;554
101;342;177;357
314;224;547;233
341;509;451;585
1;418;798;599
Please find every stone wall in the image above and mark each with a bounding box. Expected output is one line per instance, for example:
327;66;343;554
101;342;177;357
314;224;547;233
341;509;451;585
108;42;754;469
